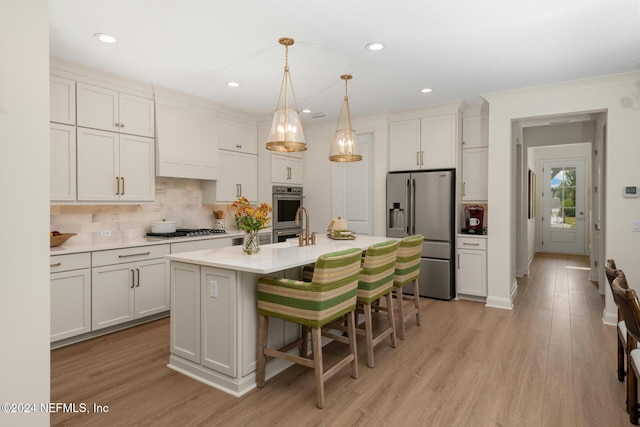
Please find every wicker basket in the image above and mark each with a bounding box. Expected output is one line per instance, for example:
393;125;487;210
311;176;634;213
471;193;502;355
50;233;76;247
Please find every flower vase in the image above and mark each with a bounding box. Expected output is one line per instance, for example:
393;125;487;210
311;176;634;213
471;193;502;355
242;230;260;255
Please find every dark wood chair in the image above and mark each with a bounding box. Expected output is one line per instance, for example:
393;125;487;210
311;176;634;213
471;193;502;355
611;273;640;423
605;259;628;381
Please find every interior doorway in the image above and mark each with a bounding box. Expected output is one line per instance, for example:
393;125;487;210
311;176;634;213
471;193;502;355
541;159;586;254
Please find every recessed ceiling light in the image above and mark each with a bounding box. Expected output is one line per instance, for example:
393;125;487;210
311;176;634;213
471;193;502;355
302;109;311;114
365;42;384;51
227;81;240;87
93;33;116;44
420;88;433;93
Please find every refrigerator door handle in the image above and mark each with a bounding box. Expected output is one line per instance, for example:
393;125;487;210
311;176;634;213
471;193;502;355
406;178;411;234
411;178;417;235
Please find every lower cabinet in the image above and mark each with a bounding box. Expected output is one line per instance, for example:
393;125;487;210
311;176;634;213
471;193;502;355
50;253;91;342
92;245;170;330
456;236;487;297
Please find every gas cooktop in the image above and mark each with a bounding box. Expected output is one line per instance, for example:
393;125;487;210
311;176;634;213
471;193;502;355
146;228;227;239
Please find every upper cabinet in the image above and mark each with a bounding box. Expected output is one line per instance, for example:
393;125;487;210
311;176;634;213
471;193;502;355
77;128;155;202
217;118;257;154
77;82;155;138
50;75;76;125
271;153;303;185
461;105;489;202
389;108;459;171
50;123;76;202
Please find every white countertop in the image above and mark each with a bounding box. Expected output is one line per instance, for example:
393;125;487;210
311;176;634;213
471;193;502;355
166;234;397;274
50;230;246;255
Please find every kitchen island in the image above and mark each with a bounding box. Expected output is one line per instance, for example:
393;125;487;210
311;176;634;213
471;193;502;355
166;234;394;397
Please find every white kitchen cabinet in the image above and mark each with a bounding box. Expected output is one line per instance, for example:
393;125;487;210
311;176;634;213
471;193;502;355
462;147;488;201
461;107;489;201
389;113;457;171
76;82;155;137
50;75;76;125
171;262;201;363
217;118;257;154
50;123;76;202
456;236;487;298
50;253;91;342
203;151;257;203
76;127;155;202
170;237;234;254
155;103;220;180
201;266;237;377
91;245;170;330
271;153;303;185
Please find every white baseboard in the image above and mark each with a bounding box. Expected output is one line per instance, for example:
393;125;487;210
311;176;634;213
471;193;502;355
602;308;617;326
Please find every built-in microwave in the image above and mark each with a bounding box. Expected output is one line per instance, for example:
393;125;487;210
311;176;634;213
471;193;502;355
272;185;303;230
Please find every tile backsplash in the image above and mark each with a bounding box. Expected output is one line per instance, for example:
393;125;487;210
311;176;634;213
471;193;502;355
50;178;234;244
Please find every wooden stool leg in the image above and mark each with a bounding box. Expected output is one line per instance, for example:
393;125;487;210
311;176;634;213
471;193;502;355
395;286;406;340
256;315;268;388
347;311;359;379
619;334;626;382
363;303;374;368
413;279;421;327
301;325;309;357
630;359;639;424
386;292;397;348
312;327;325;409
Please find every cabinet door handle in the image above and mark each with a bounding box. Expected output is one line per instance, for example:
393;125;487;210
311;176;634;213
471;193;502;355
131;269;135;288
136;268;140;287
239;184;242;196
416;152;420;166
50;262;61;267
463;242;480;246
120;123;125;128
421;151;424;165
121;177;125;195
119;252;151;258
458;254;461;268
462;181;466;196
115;122;120;128
236;144;242;149
116;177;120;195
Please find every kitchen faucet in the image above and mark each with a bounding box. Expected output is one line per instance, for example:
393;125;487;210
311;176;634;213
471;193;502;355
294;206;315;246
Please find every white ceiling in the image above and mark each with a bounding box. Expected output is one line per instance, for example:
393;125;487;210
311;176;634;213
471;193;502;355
49;0;640;121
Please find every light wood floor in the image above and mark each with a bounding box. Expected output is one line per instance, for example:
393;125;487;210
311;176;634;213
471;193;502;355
51;253;630;426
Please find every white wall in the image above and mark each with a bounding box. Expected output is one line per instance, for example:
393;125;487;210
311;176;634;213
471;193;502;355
0;0;50;425
484;70;640;318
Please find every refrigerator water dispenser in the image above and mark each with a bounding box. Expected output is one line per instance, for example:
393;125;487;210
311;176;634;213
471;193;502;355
388;202;406;231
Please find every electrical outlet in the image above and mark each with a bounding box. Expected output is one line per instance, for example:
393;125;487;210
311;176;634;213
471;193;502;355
632;220;640;232
100;230;112;237
210;280;218;298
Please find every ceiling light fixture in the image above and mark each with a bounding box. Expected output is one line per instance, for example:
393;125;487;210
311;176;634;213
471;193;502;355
420;88;433;93
329;74;361;162
302;109;311;114
266;37;307;152
365;42;384;51
227;81;240;87
93;33;116;44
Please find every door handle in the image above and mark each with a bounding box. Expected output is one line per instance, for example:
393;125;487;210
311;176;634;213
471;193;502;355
131;269;135;288
595;224;600;231
121;177;125;195
420;151;424;165
416;151;420;166
458;254;461;268
239;184;242;196
462;182;466;196
116;177;120;195
136;268;140;287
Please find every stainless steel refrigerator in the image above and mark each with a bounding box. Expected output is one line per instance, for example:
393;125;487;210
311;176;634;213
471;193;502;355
386;170;455;300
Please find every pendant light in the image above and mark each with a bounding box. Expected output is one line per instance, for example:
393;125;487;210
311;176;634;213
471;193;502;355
266;37;307;152
329;74;361;162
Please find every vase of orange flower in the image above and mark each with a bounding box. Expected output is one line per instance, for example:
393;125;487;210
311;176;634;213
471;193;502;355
231;196;273;255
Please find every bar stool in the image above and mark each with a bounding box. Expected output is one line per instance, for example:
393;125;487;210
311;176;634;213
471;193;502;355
355;240;399;368
256;247;363;409
393;234;424;340
605;259;628;382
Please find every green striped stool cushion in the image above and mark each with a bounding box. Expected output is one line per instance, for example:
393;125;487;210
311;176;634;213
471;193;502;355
257;248;363;328
358;240;399;304
393;234;424;287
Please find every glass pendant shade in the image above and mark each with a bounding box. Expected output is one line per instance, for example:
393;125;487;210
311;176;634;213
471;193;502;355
266;37;307;152
266;108;306;152
329;74;361;162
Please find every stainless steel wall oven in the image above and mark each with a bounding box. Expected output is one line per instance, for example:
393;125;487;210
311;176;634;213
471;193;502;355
272;185;303;242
